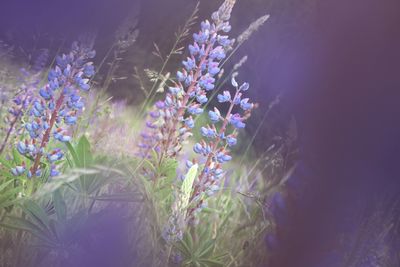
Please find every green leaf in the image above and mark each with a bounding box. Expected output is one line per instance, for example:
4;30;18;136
76;135;93;168
141;158;157;175
0;186;22;209
197;239;215;258
21;200;51;231
212;253;229;261
201;207;222;214
181;164;198;209
65;142;79;168
0;216;55;245
176;232;194;257
159;158;178;180
65;141;79;167
12;148;21;165
53;190;66;222
183;231;194;252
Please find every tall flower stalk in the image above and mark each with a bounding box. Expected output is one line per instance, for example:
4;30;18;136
138;0;237;162
11;42;95;178
163;76;255;241
187;76;254;222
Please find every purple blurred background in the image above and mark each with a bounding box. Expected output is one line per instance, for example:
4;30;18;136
1;0;400;266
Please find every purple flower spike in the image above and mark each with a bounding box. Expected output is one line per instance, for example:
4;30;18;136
11;41;96;178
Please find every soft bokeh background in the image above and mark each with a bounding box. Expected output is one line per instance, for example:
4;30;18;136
1;0;400;266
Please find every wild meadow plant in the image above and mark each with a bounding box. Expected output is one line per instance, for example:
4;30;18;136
0;64;49;155
10;42;95;178
0;1;301;266
132;1;296;266
138;0;237;160
162;76;255;241
0;80;35;155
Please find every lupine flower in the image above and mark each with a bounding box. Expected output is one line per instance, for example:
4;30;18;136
226;135;237;147
185;76;255;223
200;126;217;138
196;93;208;104
193;143;205;154
240;98;253;110
184;117;195;128
11;162;26;176
229;113;246;129
0;69;40;154
187;105;204;115
138;0;237;160
208;108;221;123
11;41;95;177
135;101;166;158
217;91;231;103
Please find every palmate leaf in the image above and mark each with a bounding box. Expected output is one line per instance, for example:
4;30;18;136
81;165;126;195
175;232;194;258
197;258;225;267
66;135;103;194
0;187;21;209
65;135;93;168
53;190;66;222
0;216;57;246
33;171;82;198
1;199;60;246
176;228;226;267
21;200;51;231
197;239;216;259
76;135;93;168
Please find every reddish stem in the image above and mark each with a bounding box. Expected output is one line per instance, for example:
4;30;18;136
30;94;64;175
188;88;239;206
159;42;213;162
0;92;30;155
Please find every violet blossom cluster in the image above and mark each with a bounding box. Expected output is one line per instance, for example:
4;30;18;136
163;76;254;242
5;84;35;129
11;42;95;178
0;69;42;154
138;0;236;160
6;66;47;123
186;76;254;221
